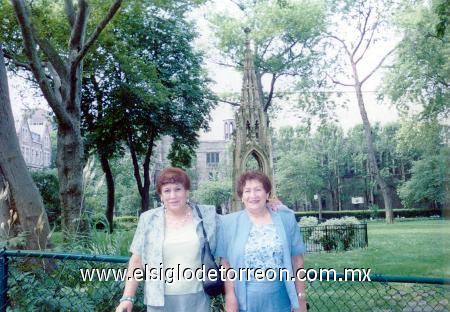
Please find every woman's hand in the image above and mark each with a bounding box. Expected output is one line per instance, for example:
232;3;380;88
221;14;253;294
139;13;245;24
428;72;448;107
224;293;239;312
299;298;308;311
115;301;133;312
267;197;284;211
292;298;308;311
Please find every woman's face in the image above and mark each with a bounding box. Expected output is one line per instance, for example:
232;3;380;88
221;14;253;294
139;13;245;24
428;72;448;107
160;183;189;212
241;179;269;213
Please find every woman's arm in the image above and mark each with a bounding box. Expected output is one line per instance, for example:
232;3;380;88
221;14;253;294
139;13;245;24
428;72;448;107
115;254;143;312
292;255;308;312
220;258;239;312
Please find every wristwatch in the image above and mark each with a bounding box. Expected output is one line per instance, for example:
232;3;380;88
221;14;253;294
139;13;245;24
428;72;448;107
119;296;135;304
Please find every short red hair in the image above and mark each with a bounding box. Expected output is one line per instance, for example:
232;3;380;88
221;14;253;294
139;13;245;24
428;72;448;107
156;167;191;195
237;171;272;198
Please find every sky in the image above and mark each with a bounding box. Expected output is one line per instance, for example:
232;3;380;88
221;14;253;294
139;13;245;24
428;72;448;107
9;0;400;140
192;0;401;140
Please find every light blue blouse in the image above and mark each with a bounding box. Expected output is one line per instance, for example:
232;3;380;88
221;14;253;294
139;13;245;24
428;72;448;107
244;223;284;280
216;206;305;311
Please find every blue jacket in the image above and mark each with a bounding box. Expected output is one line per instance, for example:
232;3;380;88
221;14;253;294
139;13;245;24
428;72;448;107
216;207;305;310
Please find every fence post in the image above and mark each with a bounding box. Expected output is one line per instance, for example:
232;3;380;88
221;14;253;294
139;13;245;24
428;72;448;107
364;223;368;248
0;251;7;312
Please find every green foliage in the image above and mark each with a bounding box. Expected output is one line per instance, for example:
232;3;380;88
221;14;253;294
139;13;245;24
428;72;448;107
299;216;319;227
168;138;197;170
298;216;319;241
368;204;380;219
82;0;216;157
273;117;447;211
276;149;323;204
209;0;327;110
106;155;142;215
383;0;449;118
398;150;448;207
434;0;449;38
310;217;361;251
31;169;60;227
305;219;450;277
79;1;216;212
394;117;443;159
113;216;138;231
320;216;360;226
8;254;145;311
193;180;232;209
294;208;443;220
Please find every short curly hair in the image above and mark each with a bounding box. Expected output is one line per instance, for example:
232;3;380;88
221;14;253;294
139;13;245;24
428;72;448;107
237;171;272;198
156;167;191;195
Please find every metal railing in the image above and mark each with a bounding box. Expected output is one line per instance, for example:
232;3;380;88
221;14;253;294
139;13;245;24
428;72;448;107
1;250;449;311
300;223;368;252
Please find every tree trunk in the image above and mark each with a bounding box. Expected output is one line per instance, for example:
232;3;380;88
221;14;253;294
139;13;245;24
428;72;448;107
90;75;115;233
0;46;52;249
337;166;342;211
317;193;323;220
57;125;86;234
445;155;450;218
99;151;115;233
127;127;155;214
11;0;123;239
352;62;393;223
141;140;154;214
401;159;406;182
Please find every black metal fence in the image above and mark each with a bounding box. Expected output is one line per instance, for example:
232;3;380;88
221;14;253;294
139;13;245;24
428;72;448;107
300;223;368;252
1;250;449;311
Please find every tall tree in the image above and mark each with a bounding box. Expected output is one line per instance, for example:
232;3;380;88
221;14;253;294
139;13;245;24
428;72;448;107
274;126;325;211
318;0;398;223
3;0;122;236
81;1;215;214
394;117;447;209
210;0;326;111
0;44;51;249
383;0;449;119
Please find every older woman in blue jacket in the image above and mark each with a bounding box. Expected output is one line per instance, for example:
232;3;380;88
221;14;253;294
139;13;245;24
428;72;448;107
216;171;307;312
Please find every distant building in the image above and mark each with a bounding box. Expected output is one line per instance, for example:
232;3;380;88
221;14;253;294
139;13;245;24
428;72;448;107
151;115;235;189
14;109;52;170
194;118;235;185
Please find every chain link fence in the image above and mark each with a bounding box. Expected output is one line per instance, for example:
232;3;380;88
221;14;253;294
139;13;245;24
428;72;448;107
1;250;448;311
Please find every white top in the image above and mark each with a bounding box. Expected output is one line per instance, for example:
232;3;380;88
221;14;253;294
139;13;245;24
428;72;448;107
163;221;203;295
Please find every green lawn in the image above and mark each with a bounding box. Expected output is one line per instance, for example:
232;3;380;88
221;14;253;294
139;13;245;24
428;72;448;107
304;219;450;278
51;219;450;278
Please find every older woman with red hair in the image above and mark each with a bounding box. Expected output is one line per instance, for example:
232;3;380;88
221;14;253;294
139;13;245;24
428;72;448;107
116;167;217;312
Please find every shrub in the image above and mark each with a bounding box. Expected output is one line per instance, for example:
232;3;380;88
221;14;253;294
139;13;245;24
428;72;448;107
368;204;380;219
8;258;145;311
113;216;138;231
90;213;109;231
293;208;442;221
31;169;60;228
310;217;361;251
298;216;319;241
299;216;319;227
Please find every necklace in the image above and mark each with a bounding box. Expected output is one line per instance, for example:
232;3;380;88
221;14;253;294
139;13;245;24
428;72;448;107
164;207;192;228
